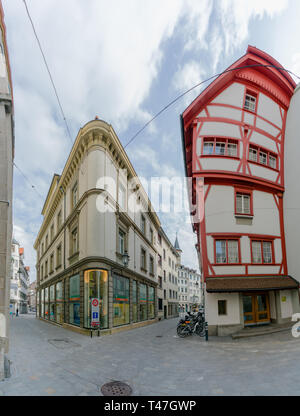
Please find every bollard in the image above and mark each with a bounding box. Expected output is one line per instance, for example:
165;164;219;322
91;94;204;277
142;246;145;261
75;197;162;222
205;321;208;341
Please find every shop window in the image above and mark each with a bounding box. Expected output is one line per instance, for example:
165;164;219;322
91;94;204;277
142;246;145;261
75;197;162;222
84;269;108;329
148;286;155;319
132;280;138;323
56;281;63;324
113;274;129;326
69;274;80;326
49;285;55;321
139;283;147;321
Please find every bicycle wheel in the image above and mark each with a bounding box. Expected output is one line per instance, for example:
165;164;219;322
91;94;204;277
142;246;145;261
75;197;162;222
177;324;189;338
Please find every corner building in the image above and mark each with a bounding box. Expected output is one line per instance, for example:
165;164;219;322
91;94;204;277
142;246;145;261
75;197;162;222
181;46;300;336
34;119;175;334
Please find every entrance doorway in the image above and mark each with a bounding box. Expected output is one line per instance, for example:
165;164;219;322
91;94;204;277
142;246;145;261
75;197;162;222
243;293;270;325
164;305;167;319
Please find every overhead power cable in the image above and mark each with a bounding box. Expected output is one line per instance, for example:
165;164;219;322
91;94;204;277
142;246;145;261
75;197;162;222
123;63;300;149
13;162;44;199
22;0;73;145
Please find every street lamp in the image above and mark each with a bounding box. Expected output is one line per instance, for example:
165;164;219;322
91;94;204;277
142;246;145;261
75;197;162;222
122;250;130;268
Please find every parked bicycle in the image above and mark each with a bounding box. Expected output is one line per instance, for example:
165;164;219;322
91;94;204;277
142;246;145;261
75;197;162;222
177;310;206;338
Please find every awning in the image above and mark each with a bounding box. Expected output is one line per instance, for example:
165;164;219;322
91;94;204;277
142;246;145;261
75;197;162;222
206;276;299;293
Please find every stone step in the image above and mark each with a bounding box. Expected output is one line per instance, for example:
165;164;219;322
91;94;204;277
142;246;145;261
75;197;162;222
232;324;293;339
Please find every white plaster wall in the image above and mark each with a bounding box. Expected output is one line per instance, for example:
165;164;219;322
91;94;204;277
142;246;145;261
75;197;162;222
250;131;278;153
256;117;279;138
257;93;282;128
244;112;255;126
208;105;242;122
247;266;280;274
241;236;251;263
211;82;244;108
269;291;276;319
200;157;240;172
249;163;278;182
274;239;282;264
201;121;241;138
280;290;293;318
284;83;300;283
212;266;245;275
206;292;241;325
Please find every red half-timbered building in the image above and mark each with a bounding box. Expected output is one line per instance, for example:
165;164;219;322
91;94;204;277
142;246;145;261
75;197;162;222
181;46;300;336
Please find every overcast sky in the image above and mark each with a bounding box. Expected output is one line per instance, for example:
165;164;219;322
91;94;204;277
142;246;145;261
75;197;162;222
3;0;300;282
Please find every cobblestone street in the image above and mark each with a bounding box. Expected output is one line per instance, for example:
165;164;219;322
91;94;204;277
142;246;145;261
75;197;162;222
1;313;300;396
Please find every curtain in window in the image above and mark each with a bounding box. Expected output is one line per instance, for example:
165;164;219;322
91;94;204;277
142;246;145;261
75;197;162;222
228;240;239;263
263;242;272;263
216;240;226;263
252;241;262;263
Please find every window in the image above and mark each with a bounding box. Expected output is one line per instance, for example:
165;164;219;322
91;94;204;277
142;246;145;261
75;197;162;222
57;210;62;230
158;276;162;289
158;298;163;311
113;274;129;326
119;229;125;255
163;270;166;281
248;145;277;170
41;242;44;255
149;255;154;275
158;233;162;245
72;183;78;209
163;249;166;260
45;235;48;249
218;300;227;315
139;283;147;321
50;224;54;241
56;245;62;267
215;239;239;264
158;254;162;267
235;192;252;215
71;228;78;255
45;260;48;276
251;240;273;264
148;286;155;319
132;280;138;323
244;91;257;112
50;253;54;273
203;138;238;157
141;248;146;270
150;228;153;244
69;274;80;326
141;215;146;234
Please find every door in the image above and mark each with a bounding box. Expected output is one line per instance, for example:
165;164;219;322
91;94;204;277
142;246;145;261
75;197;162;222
243;293;270;325
164;305;167;319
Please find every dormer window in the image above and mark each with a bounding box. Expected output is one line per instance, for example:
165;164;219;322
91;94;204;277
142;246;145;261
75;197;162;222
244;90;257;112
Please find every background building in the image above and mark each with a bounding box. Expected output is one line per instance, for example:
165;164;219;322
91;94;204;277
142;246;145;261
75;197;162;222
0;1;14;380
157;229;180;320
181;46;300;336
178;265;202;313
34;119;177;334
28;281;36;312
10;239;30;315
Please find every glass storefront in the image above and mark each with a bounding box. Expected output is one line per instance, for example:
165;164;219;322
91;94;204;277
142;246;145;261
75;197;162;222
113;274;129;326
84;269;108;329
56;281;63;324
41;289;44;317
69;274;80;326
44;287;49;319
148;286;155;319
132;280;138;323
139;283;147;321
37;291;40;317
50;284;55;321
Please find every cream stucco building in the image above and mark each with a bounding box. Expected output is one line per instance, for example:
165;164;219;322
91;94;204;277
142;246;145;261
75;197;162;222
34;119;179;334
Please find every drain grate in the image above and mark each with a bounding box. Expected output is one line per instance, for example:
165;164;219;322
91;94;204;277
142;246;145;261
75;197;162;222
156;335;163;338
101;381;132;396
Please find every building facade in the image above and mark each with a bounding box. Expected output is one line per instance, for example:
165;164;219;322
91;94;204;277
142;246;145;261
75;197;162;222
178;265;202;313
157;229;180;320
28;281;36;312
0;1;14;379
34;119;177;334
181;46;300;336
10;240;30;315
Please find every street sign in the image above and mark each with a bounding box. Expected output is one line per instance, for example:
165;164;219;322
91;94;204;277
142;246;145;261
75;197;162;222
91;298;100;327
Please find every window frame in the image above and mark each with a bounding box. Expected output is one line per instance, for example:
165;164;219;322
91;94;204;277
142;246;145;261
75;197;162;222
248;144;278;171
213;237;241;265
244;89;258;113
218;300;227;316
202;137;239;159
250;238;275;265
234;188;253;217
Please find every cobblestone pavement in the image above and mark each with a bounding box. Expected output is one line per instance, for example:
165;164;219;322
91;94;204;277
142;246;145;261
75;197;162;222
0;313;300;396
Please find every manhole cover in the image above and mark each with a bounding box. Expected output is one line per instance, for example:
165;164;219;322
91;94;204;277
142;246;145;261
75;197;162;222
101;381;132;396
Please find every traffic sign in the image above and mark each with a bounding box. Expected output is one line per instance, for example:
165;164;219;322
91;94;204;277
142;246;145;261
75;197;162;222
91;298;100;327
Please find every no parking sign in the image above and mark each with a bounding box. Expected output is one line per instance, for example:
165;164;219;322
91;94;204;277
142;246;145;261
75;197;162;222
91;298;100;327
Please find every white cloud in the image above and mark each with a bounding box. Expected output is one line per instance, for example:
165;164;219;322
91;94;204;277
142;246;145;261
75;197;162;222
172;60;206;106
291;53;300;83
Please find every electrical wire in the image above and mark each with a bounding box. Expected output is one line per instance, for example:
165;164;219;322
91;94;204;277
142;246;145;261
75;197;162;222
22;0;73;145
123;63;300;149
13;162;44;199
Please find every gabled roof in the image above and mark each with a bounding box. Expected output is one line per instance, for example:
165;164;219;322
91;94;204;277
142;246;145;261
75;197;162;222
182;45;296;130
